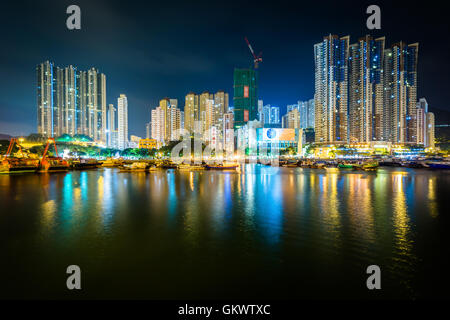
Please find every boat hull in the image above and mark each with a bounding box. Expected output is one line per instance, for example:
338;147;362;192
427;163;450;169
205;165;239;170
0;158;40;174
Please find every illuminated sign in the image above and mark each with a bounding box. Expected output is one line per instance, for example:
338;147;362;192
262;128;296;141
244;110;249;122
244;86;249;98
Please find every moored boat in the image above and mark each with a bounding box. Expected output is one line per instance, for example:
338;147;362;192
400;161;428;169
178;164;205;171
0;158;40;174
313;161;326;169
338;161;361;170
119;162;148;172
69;158;100;170
427;162;450;170
39;138;69;172
101;158;124;167
40;158;70;172
338;163;357;169
159;162;178;169
0;139;40;174
282;161;299;168
362;160;379;171
205;162;240;170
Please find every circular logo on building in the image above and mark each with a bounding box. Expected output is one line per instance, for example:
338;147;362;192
266;128;277;139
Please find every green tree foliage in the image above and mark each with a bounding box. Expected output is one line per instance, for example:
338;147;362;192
25;133;47;143
0;140;10;155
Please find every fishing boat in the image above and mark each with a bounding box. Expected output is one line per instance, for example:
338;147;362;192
178;164;205;171
119;162;148;172
313;161;326;169
362;160;379;171
101;158;124;167
427;162;450;170
379;159;402;167
0;157;40;174
282;162;299;168
205;162;240;170
338;162;360;170
300;160;315;168
69;158;100;170
39;138;69;172
0;139;40;174
40;158;70;172
400;161;428;169
159;161;178;169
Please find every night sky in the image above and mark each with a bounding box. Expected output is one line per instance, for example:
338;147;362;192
1;0;449;138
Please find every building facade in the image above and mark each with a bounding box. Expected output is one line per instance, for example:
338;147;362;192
117;94;128;150
107;104;117;148
314;35;350;144
37;61;107;144
151;98;181;145
233;68;258;128
313;35;419;145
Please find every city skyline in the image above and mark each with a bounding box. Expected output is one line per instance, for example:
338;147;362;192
1;1;450;303
31;28;435;151
1;1;449;138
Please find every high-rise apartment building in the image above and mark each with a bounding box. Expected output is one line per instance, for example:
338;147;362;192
233;68;258;128
62;65;77;136
146;122;151;140
151;98;181;144
348;35;385;143
287;104;298;113
260;104;280;125
314;34;350;144
180;111;184;130
426;112;435;149
107;104;117;148
184;92;199;133
416;98;435;148
286;108;301;129
258;100;264;123
384;42;419;144
213;90;229;129
223;112;234;153
37;61;57;137
269;106;280;124
117;94;128;150
37;61;107;143
86;68;107;142
169;105;182;141
183;91;229;139
313;35;419;145
297;100;315;129
198;91;213;133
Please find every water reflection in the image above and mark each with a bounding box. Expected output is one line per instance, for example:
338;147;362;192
0;165;448;299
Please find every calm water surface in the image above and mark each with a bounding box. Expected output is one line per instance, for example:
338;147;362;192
1;165;449;299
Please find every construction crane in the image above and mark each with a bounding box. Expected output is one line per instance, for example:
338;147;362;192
245;37;262;69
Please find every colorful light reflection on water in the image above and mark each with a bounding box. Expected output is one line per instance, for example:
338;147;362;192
0;165;449;299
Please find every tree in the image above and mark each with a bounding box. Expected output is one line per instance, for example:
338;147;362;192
25;133;47;143
304;144;314;156
280;146;296;156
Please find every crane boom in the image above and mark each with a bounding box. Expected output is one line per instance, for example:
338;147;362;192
245;37;256;58
244;36;262;69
